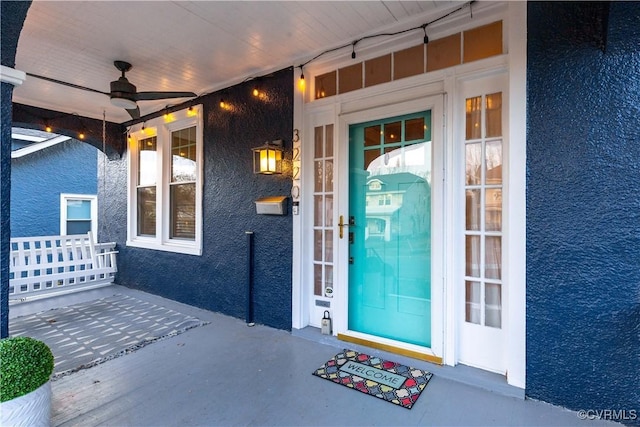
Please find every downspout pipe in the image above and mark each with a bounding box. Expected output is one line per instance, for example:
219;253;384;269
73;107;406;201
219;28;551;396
245;231;255;326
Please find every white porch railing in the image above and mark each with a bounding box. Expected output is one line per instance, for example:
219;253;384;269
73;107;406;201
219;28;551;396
8;232;118;304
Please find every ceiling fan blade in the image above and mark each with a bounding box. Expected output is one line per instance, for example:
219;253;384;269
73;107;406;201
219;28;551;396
26;73;109;96
126;106;140;120
134;91;197;101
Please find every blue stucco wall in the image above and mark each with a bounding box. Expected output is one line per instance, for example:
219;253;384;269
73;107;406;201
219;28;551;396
1;0;32;338
11;139;97;237
100;68;293;330
527;2;640;422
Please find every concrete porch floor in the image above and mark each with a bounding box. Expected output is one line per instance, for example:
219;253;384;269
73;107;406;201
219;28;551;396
9;285;612;427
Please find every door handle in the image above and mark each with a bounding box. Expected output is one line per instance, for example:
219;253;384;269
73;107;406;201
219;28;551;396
339;215;356;239
339;215;349;239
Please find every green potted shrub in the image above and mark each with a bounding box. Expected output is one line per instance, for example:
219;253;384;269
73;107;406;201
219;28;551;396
0;336;54;426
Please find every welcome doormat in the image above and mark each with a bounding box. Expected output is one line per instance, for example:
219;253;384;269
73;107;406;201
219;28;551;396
312;349;433;409
9;294;210;379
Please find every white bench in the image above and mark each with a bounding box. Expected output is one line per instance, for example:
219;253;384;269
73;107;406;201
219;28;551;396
8;232;118;303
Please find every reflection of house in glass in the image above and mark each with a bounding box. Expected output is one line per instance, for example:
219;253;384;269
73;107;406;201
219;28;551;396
365;172;431;241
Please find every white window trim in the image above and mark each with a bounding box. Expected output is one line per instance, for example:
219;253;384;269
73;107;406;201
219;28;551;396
60;193;97;237
126;105;203;256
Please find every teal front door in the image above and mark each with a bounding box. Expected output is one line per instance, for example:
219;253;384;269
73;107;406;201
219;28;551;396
348;111;432;347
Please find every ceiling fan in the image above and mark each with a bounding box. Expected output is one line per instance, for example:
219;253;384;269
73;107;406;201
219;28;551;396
27;60;197;120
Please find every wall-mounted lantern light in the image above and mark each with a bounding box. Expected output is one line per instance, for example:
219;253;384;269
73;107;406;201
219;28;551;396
252;140;283;174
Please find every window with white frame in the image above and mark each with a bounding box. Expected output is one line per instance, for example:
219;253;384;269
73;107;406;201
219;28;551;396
127;105;203;255
60;194;97;236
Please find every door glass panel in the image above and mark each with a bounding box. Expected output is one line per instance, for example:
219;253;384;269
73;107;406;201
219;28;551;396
465;281;481;324
349;110;432;347
465;143;482;185
325;125;334;156
364;125;380;147
466;189;481;231
315;127;324;157
364;149;378;170
405;118;425;141
465;236;481;277
314;230;323;261
485;236;502;279
485;92;502;138
486;140;502;184
465;97;482;140
314;161;323;192
485;189;502;231
325;160;333;191
314;195;323;227
384;121;401;143
485;283;502;328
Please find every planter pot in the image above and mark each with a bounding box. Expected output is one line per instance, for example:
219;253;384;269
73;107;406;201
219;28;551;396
0;381;51;427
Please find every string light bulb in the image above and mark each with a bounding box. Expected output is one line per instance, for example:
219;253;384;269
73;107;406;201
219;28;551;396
219;99;226;109
351;42;357;59
45;123;52;133
423;25;429;44
78;131;86;140
298;69;305;92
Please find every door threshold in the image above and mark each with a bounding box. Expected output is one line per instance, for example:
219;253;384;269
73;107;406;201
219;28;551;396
292;326;524;400
337;332;443;365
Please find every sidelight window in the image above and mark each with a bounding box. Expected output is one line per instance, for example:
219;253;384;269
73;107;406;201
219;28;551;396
464;93;503;328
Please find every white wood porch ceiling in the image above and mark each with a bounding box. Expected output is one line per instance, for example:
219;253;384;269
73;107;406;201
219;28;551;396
14;1;459;124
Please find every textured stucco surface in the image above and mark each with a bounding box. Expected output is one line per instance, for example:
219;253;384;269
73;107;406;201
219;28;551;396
527;2;640;421
1;0;32;338
100;68;293;330
11;140;97;237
